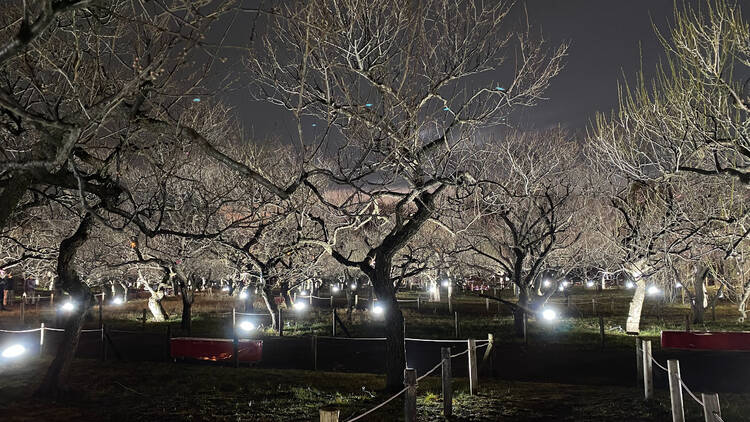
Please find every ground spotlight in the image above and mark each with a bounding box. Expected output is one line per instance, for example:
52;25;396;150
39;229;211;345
372;305;384;315
112;297;123;306
61;301;76;312
1;344;26;359
675;282;682;288
300;290;308;296
238;320;255;332
541;309;557;321
586;281;594;288
293;302;307;311
332;285;339;293
350;283;357;290
543;280;551;288
625;281;634;289
239;291;248;300
221;286;229;292
428;286;436;294
647;286;660;296
558;285;565;292
441;280;450;287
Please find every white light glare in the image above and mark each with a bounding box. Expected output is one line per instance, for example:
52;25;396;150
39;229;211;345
541;309;557;321
558;285;565;291
239;291;248;300
350;284;357;290
332;285;340;293
239;321;255;331
441;280;450;287
300;290;308;296
372;305;384;315
2;344;25;358
562;281;570;287
293;302;307;311
675;282;683;289
625;281;634;289
112;297;123;306
221;286;230;292
586;281;594;288
429;286;437;294
647;286;660;296
543;280;551;288
62;301;75;312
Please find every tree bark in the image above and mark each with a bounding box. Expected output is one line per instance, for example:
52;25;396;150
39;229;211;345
513;287;529;337
692;266;708;324
625;277;647;334
260;284;278;329
36;213;94;398
371;258;406;393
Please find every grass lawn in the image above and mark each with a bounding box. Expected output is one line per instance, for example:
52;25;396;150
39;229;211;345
5;357;745;421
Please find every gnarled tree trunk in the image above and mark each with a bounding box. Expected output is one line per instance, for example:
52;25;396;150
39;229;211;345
371;255;405;393
36;213;94;398
625;262;649;334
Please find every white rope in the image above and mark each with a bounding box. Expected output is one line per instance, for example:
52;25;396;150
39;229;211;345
405;338;472;343
450;348;469;359
81;329;104;333
650;357;668;372
396;299;418;303
0;328;42;333
713;412;725;422
344;387;408;422
234;312;271;317
416;361;443;382
317;336;387;341
680;379;704;407
43;327;65;332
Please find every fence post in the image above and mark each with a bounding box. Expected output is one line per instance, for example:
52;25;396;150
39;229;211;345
636;337;643;382
101;323;106;361
454;312;460;338
50;292;54;308
332;310;336;336
417;295;420;310
404;368;417;422
485;297;489;311
354;294;358;308
278;308;283;337
642;339;653;400
330;296;333;308
310;294;313;305
468;338;478;395
98;293;103;328
701;393;720;422
312;335;318;371
441;347;452;418
448;290;453;313
232;307;236;329
20;294;25;324
667;360;685;422
39;322;45;356
141;309;147;330
319;408;340;422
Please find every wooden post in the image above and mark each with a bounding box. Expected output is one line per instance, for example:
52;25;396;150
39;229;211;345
50;292;54;308
278;308;283;337
454;312;459;338
330;295;333;308
701;393;721;422
101;323;106;361
592;298;597;315
485;297;489;311
39;322;45;356
441;347;452;418
310;294;313;305
483;334;495;373
667;360;685;422
448;289;453;313
598;315;605;350
232;307;236;329
642;339;653;400
98;293;103;328
566;295;571;308
319;408;340;422
20;295;25;324
35;294;39;313
404;368;417;422
417;295;420;310
312;335;318;370
354;294;358;308
636;338;643;382
468;338;478;395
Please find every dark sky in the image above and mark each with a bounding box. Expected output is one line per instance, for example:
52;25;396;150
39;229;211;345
224;1;689;137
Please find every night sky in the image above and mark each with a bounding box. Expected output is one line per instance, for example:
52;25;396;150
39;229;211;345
223;1;689;138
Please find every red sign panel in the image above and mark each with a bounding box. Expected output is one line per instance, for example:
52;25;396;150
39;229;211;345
170;337;263;362
661;331;750;351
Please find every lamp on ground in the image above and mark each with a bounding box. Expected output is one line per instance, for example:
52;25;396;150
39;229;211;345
541;309;557;321
239;291;248;300
1;344;26;359
238;320;255;332
647;286;660;296
61;301;76;312
625;281;634;289
372;305;384;315
293;302;307;311
112;297;123;306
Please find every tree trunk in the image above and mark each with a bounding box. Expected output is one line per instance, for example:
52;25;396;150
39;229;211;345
625;277;647;334
260;284;278;329
513;287;529;337
36;214;93;398
371;258;405;393
692;266;708;324
147;296;167;322
280;281;292;307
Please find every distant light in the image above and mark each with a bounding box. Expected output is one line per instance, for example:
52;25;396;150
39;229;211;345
293;302;307;311
350;284;356;290
647;286;660;296
300;290;307;296
541;309;557;321
1;344;25;359
428;286;436;294
543;280;551;288
311;123;317;127
675;282;682;289
441;280;450;287
372;305;384;315
221;286;229;292
238;321;255;332
62;301;75;312
332;286;340;293
112;297;123;306
239;291;248;300
625;281;634;289
562;281;570;287
505;276;510;282
192;98;200;102
586;281;594;288
35;279;39;286
558;285;565;292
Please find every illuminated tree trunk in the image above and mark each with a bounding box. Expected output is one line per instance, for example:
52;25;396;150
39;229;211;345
692;266;708;324
625;262;649;334
371;255;405;393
